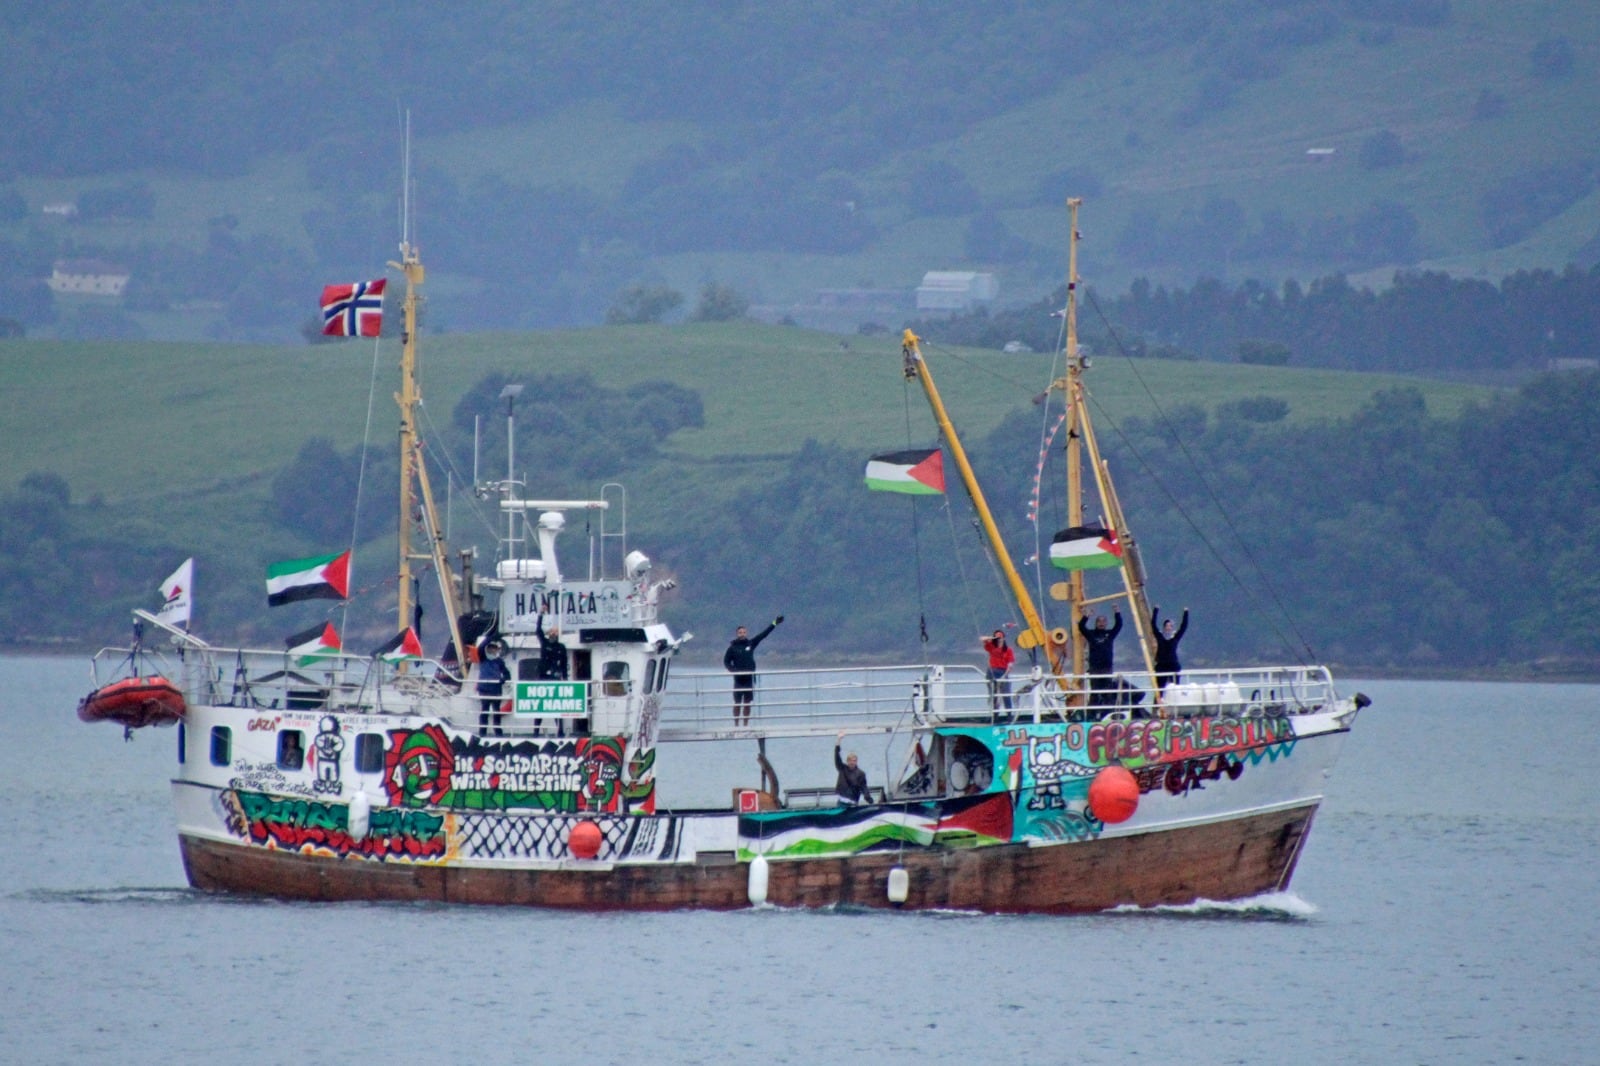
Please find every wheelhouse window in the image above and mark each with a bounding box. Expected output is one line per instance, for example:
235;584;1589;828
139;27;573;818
643;658;658;694
602;661;631;697
277;730;306;771
178;722;186;765
354;733;385;774
209;726;231;767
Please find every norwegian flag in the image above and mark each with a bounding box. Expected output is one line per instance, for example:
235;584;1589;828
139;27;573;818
320;278;387;337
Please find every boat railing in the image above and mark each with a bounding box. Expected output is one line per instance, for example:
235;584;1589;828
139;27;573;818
95;644;477;717
658;664;994;740
100;640;1342;737
657;662;1342;740
1045;663;1342;721
88;645;182;688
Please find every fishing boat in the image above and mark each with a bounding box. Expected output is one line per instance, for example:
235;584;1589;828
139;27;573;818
82;200;1364;913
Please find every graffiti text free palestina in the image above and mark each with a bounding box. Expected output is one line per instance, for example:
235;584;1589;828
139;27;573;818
1086;716;1293;765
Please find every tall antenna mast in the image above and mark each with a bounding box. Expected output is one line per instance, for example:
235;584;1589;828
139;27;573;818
1050;200;1156;675
401;109;412;248
389;114;464;662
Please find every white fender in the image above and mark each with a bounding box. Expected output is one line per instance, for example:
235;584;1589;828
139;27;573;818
747;854;770;906
348;790;371;842
887;865;909;905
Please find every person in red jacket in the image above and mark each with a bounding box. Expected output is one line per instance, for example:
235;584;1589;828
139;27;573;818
981;628;1015;711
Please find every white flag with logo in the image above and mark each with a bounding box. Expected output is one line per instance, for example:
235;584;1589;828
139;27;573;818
156;558;193;628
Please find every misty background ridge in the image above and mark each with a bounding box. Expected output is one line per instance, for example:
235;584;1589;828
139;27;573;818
1;0;1597;343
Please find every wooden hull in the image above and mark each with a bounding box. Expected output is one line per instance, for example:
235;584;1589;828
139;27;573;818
178;802;1316;914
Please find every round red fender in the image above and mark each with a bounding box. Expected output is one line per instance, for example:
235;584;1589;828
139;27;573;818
568;819;603;860
1088;765;1140;824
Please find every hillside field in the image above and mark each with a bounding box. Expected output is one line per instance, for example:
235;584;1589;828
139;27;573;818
1;324;1488;511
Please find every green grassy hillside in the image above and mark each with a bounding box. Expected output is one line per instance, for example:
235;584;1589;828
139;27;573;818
1;325;1488;508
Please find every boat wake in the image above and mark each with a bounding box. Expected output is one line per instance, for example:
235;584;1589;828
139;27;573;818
1110;891;1318;922
18;886;206;906
741;895;1318;921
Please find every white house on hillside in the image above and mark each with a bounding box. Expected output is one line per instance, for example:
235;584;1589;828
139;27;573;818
48;259;131;297
916;271;998;311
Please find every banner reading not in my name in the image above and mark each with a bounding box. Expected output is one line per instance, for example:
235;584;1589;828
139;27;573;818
514;681;589;717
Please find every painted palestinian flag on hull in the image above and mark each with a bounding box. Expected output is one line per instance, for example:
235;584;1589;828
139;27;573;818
266;550;351;607
320;278;386;337
372;627;423;662
285;621;342;666
1049;525;1122;570
864;448;945;495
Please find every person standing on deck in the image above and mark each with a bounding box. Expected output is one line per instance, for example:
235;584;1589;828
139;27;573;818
1078;611;1122;707
1151;606;1189;697
980;629;1015;711
476;641;509;737
724;616;782;727
834;731;871;806
534;615;570;737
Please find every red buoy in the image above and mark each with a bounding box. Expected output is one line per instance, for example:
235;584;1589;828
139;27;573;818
1088;765;1140;824
568;820;603;860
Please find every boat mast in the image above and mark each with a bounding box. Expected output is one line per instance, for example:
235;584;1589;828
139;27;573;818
1051;200;1156;674
1062;199;1087;676
390;137;464;664
901;330;1064;672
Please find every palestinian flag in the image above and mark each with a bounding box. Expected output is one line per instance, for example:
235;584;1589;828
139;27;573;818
864;448;945;495
373;627;423;662
1050;525;1122;570
285;621;342;666
265;550;350;607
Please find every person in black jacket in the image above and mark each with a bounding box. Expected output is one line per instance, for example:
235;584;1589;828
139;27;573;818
834;731;870;805
534;615;570;736
724;616;782;726
535;615;568;680
1151;605;1189;697
1078;611;1123;707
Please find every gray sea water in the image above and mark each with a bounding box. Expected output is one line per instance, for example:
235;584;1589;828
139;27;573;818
2;654;1596;1065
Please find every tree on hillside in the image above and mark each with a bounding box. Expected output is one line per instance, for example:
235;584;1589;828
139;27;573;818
1236;340;1290;366
691;284;749;322
606;285;684;325
447;371;703;487
271;438;368;545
